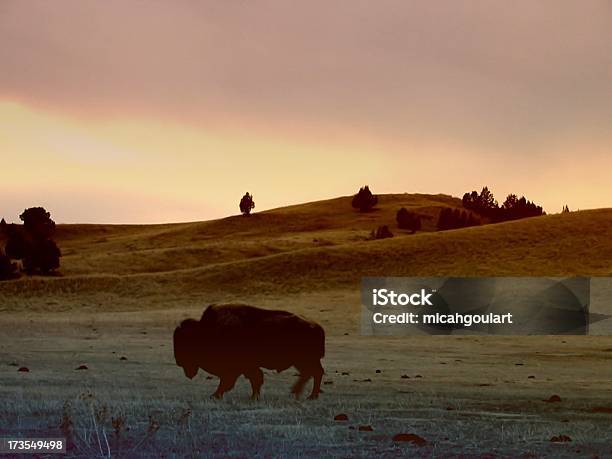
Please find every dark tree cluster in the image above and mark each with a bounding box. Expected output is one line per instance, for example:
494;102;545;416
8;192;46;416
462;186;544;222
562;205;570;213
0;250;18;280
437;208;480;231
239;192;255;216
352;186;378;212
0;207;61;277
396;208;421;233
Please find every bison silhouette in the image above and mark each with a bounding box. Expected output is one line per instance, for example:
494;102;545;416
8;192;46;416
173;304;325;400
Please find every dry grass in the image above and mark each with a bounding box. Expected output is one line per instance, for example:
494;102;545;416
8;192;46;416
1;314;611;458
1;194;611;312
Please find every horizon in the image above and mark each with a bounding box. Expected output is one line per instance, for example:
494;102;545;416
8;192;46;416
1;1;611;223
0;190;601;226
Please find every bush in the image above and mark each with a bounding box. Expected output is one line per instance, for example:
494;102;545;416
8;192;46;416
352;186;378;212
239;192;255;216
371;225;393;240
396;208;422;233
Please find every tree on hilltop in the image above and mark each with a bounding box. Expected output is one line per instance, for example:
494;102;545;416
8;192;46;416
239;192;255;216
352;186;378;212
2;207;61;276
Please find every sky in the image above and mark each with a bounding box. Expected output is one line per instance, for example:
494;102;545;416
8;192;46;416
0;0;611;223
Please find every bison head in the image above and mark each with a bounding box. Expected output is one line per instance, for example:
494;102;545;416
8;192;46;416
173;319;200;379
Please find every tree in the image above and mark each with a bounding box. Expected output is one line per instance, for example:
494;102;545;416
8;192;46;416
0;250;18;280
19;207;55;240
562;205;570;213
479;186;497;211
4;225;30;260
501;194;544;220
438;207;480;231
3;207;61;275
351;186;378;212
24;239;61;275
396;208;422;233
239;192;255;216
437;208;452;231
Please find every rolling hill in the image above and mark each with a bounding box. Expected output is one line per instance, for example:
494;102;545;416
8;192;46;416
1;193;611;313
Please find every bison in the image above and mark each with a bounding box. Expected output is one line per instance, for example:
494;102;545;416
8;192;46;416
173;304;325;400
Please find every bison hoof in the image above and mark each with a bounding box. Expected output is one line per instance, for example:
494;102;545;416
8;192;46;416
307;394;319;400
210;393;223;400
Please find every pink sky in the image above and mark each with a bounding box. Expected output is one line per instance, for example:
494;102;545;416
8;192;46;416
1;1;610;223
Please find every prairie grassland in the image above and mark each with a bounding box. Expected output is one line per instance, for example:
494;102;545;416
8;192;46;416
1;194;611;457
1;308;611;458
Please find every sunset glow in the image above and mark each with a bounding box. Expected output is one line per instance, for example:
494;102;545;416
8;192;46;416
1;1;610;222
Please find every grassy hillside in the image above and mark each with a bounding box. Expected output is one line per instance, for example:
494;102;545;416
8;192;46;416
1;193;611;312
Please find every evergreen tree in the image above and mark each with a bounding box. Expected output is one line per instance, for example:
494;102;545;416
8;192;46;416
351;186;378;212
239;192;255;216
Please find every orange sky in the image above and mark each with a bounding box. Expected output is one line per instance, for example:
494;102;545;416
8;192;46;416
0;1;610;223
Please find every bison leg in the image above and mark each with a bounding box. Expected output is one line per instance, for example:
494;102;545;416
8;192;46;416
211;373;239;400
244;368;264;400
291;373;310;399
307;361;324;400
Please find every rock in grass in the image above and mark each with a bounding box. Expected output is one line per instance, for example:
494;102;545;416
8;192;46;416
75;364;88;370
18;366;29;372
120;356;128;361
400;374;410;379
589;406;612;413
550;434;571;442
334;413;349;421
392;433;427;446
358;425;374;432
544;394;562;403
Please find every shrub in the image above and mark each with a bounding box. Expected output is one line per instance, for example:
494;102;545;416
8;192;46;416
352;186;378;212
239;192;255;216
371;225;393;240
396;208;421;233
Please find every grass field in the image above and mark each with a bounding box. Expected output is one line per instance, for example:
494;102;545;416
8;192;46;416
1;194;611;457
